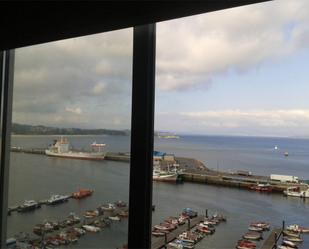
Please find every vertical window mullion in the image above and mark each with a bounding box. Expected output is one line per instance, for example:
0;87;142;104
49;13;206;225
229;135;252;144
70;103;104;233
0;50;15;248
128;24;156;249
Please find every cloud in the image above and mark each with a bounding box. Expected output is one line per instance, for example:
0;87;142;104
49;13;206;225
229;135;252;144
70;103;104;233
65;107;82;115
156;109;309;136
12;28;133;129
156;0;309;90
11;0;309;133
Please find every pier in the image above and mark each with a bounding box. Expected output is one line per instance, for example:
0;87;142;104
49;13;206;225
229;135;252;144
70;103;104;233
151;216;204;249
11;146;308;193
261;228;282;249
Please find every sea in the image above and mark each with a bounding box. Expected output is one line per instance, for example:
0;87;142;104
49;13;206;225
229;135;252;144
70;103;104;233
7;135;309;248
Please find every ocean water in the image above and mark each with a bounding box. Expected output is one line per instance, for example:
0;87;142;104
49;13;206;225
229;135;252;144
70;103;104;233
7;135;309;248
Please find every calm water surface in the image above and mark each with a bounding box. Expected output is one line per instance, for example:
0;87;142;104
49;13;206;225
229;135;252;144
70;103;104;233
8;135;309;248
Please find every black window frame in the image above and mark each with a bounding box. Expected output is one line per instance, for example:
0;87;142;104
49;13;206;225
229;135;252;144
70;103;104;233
0;2;271;248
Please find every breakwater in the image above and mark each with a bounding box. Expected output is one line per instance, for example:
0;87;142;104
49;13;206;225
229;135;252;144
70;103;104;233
11;147;308;193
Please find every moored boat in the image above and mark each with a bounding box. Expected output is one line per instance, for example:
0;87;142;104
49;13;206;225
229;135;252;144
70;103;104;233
287;224;309;233
282;240;298;248
46;194;69;205
17;200;41;212
248;226;263;232
243;232;262;240
82;225;101;232
249;183;272;193
45;138;106;160
72;189;93;199
283;230;301;238
283;236;303;243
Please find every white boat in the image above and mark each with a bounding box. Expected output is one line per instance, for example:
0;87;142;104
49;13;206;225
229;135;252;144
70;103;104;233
82;225;101;232
283;236;303;243
108;216;120;221
47;194;69;205
282;240;298;248
17;200;40;212
45;137;105;160
153;168;179;183
287;224;309;233
284;188;309;198
277;246;294;249
283;230;300;238
248;226;263;232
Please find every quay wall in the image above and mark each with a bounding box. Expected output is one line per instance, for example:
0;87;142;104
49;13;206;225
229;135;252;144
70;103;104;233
182;173;307;192
11;147;307;193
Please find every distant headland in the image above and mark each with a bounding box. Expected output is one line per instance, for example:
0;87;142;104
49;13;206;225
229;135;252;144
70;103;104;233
11;123;130;136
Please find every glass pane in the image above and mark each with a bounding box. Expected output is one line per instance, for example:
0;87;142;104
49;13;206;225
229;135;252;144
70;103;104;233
8;29;132;249
154;1;309;249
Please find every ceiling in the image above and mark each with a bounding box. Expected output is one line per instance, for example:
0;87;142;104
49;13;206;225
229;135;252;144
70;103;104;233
0;1;271;50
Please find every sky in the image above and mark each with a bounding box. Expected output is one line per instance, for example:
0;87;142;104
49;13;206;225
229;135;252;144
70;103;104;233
12;0;309;137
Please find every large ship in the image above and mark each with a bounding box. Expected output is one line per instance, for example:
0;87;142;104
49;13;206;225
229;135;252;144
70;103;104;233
45;137;106;160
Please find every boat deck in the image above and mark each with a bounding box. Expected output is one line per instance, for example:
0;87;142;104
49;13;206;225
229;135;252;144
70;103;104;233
151;215;204;249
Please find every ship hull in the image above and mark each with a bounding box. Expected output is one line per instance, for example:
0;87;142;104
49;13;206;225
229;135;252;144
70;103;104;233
153;174;182;183
45;150;105;160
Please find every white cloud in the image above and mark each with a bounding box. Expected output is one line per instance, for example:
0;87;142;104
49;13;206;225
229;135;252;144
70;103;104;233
65;107;83;115
156;0;309;90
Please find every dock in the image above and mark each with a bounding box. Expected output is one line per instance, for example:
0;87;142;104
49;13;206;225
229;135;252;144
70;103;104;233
11;146;308;193
261;228;282;249
151;216;204;249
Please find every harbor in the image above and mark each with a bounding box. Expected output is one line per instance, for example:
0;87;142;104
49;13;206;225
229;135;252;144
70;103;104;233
7;135;309;248
10;146;309;196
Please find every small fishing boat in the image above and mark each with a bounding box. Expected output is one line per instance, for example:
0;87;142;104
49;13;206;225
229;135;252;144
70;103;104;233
282;240;298;248
82;225;101;232
84;210;99;218
283;230;301;238
100;203;116;211
196;226;212;234
243;232;262;240
72;189;93;199
152;230;165;236
237;240;256;248
250;222;270;230
198;223;215;232
108;216;120;221
154;225;173;231
249;183;272;193
248;226;263;232
212;212;227;222
17;200;41;212
115;200;127;207
283;236;303;243
287;224;309;233
277;246;294;249
236;246;254;249
118;210;129;217
168;242;184;249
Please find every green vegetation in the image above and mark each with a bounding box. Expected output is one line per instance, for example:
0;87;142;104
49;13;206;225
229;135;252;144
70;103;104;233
11;123;129;136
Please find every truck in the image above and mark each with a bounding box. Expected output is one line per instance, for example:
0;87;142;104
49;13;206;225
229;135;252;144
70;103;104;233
270;174;299;183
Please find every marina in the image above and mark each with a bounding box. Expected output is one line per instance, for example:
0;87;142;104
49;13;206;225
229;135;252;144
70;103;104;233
7;135;309;248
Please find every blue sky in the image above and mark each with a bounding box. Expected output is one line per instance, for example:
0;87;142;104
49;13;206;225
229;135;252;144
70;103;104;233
13;0;309;137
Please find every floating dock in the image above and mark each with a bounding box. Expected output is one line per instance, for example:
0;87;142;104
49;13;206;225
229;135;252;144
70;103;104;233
261;228;282;249
151;215;204;249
